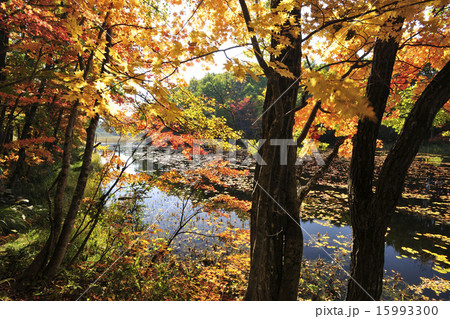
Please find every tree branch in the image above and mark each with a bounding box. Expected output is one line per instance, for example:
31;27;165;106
238;0;271;74
296;100;321;147
375;59;450;220
299;137;346;203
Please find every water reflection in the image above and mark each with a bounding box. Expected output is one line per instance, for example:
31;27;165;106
137;185;450;299
102;143;450;299
387;212;450;265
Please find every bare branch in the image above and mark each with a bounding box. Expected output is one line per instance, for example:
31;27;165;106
298;137;346;203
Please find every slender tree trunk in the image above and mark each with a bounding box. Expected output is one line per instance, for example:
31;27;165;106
42;22;111;280
0;97;18;154
0;2;7;84
50;102;79;250
44;114;99;279
0;12;8;153
0;105;6;149
16;103;79;285
16;13;112;284
69;202;103;266
53;107;63;141
8;79;47;186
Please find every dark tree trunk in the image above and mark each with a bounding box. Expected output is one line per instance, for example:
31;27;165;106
0;1;7;84
347;33;401;300
0;105;6;149
346;207;386;300
44;114;99;279
245;79;302;300
243;0;303;300
8;79;47;187
0;10;8;153
0;97;18;154
50;103;79;254
8;104;39;184
18;21;112;282
16;102;79;285
347;27;450;300
375;59;450;212
53;107;64;141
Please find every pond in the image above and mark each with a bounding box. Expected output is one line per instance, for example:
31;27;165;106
102;143;450;300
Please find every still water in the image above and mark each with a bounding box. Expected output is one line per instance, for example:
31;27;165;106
104;143;450;299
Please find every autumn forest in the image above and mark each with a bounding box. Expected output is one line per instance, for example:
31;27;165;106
0;0;449;301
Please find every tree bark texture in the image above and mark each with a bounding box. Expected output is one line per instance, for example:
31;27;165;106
8;78;47;186
347;34;401;301
245;77;302;301
244;1;303;300
347;21;450;299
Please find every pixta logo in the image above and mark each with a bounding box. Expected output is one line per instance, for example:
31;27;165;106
123;137;325;172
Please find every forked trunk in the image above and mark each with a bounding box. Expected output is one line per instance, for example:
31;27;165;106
347;27;450;299
44;115;99;279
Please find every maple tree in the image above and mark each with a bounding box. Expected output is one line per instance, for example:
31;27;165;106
0;0;448;302
0;0;238;284
280;0;449;301
218;0;377;300
187;0;449;300
344;9;450;301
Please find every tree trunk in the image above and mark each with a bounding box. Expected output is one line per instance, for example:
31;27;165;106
0;12;8;153
347;24;402;300
0;104;6;150
346;202;386;300
37;22;111;280
8;79;47;187
245;77;302;300
238;0;303;300
44;114;99;279
0;1;7;84
16;102;79;285
0;97;18;154
375;59;450;211
347;30;450;300
52;107;63;141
